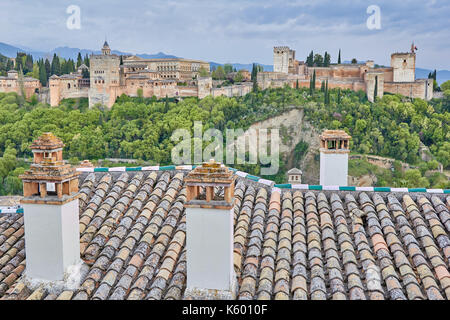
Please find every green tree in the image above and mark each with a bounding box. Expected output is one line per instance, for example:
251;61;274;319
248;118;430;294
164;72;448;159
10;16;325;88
51;54;61;75
324;52;331;67
338;49;341;64
313;54;323;67
374;75;378;101
441;80;450;91
233;70;244;83
39;61;47;86
77;52;83;67
198;66;209;77
306;51;314;67
44;58;51;79
212;66;226;80
223;64;233;75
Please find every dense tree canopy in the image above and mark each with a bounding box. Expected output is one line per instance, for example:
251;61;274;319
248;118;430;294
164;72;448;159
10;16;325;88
0;84;448;194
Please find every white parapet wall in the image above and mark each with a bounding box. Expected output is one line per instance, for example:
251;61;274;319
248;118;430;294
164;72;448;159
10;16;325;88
320;152;349;186
186;206;234;291
23;198;81;281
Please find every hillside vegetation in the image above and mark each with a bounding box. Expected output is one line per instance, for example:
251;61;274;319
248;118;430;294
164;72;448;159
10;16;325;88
0;85;448;194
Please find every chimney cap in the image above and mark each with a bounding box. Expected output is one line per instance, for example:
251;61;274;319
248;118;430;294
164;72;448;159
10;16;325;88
184;160;236;208
185;159;234;185
78;160;94;168
320;130;352;141
287;168;302;175
30;132;65;151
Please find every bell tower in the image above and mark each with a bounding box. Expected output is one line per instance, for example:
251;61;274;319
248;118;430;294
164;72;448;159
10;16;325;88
20;132;81;282
101;40;111;55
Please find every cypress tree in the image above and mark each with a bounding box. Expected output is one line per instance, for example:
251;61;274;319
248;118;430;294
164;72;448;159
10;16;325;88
337;88;341;104
51;54;60;75
84;54;90;67
312;70;316;92
374;76;378;101
325;80;329;105
296;79;299;89
25;54;33;74
60;59;67;74
77;52;83;68
324;52;331;67
44;58;51;79
321;81;325;92
164;95;169;112
39;61;47;86
6;59;13;71
253;76;258;92
306;51;314;67
338;49;341;64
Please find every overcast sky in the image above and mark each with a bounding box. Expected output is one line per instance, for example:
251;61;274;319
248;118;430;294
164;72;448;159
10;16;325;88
0;0;449;69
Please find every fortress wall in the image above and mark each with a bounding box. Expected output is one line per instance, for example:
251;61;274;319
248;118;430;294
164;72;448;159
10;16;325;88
177;86;198;97
384;80;431;100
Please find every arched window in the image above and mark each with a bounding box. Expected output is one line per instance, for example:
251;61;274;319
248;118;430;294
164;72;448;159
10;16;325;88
67;83;71;89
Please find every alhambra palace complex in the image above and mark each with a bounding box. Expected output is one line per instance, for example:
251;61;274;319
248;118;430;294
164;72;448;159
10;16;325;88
0;41;434;107
261;44;433;102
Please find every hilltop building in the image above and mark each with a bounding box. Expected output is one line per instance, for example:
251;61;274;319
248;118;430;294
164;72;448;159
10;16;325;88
49;41;215;108
258;44;434;102
10;41;435;107
0;70;41;99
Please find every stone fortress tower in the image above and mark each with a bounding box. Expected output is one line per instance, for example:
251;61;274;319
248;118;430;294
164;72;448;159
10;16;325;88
319;130;352;186
273;46;296;74
88;41;121;107
391;52;416;83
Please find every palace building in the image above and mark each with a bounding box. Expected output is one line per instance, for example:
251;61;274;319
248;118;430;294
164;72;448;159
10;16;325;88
49;41;212;108
0;70;41;99
258;44;434;102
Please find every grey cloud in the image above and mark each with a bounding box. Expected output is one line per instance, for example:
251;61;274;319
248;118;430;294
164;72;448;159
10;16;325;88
0;0;448;69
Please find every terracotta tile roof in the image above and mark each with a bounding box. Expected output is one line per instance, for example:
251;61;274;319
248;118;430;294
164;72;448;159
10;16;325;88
0;170;449;300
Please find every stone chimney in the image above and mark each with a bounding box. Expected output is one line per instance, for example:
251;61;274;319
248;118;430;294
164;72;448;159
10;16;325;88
287;168;302;184
319;130;351;186
78;159;94;168
19;132;81;282
183;159;237;299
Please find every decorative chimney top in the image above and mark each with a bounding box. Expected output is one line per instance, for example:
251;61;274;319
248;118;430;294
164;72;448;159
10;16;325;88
79;159;94;168
319;130;352;154
184;159;235;209
29;132;65;164
287;168;302;184
20;132;80;204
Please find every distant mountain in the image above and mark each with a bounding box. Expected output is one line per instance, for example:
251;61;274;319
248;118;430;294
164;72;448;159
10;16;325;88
2;42;448;84
138;52;178;59
416;68;450;85
51;46;178;60
0;42;177;61
0;42;47;60
210;62;273;72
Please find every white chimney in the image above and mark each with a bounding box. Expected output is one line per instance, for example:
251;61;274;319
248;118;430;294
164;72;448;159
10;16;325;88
183;160;237;299
319;130;351;186
20;133;81;283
